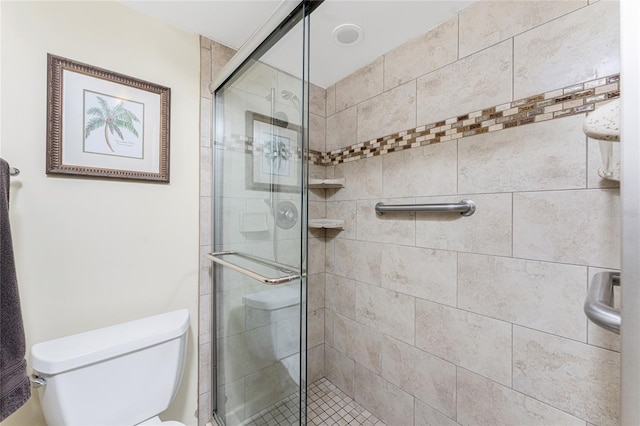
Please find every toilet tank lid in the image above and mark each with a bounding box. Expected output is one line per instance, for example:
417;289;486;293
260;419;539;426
243;284;300;310
30;309;190;375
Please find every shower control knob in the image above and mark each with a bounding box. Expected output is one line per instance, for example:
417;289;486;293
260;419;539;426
276;201;298;229
281;209;295;220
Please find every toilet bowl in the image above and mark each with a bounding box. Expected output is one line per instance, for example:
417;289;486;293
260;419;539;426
243;283;301;385
30;309;190;426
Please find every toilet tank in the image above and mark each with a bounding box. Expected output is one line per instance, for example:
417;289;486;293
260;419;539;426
30;309;190;426
243;283;300;330
243;284;300;361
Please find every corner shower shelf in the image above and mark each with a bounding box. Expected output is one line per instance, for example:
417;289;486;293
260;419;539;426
583;99;620;182
309;178;345;189
309;178;345;231
583;99;619;142
309;219;345;230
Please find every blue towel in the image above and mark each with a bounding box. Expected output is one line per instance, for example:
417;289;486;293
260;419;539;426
0;158;30;421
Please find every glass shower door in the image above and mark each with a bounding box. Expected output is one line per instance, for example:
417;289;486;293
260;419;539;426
210;4;310;425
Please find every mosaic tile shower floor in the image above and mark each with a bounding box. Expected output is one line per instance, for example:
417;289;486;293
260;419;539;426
242;377;385;426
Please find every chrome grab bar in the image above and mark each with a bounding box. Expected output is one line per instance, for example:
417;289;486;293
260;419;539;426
207;251;303;285
375;199;476;217
584;271;621;334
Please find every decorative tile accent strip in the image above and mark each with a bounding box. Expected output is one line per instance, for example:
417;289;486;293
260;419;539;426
312;74;620;166
214;75;619;167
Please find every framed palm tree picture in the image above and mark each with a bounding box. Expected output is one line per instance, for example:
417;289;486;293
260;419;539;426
46;54;170;182
245;111;302;192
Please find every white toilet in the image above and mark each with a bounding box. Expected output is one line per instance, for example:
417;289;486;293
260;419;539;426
243;284;301;385
30;309;190;426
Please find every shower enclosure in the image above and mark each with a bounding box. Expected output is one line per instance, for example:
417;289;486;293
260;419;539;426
204;0;632;425
209;3;312;425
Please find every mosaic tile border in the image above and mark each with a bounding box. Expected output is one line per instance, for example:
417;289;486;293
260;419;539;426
215;75;619;167
313;74;620;166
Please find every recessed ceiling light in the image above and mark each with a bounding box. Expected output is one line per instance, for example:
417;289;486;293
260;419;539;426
332;23;364;46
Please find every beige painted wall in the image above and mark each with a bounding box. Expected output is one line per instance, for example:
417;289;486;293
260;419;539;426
0;2;200;425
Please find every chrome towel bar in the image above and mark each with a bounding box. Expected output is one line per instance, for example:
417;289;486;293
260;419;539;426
207;251;303;285
584;271;620;334
375;199;476;217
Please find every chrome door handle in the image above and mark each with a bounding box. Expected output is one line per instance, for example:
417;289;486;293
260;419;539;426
208;251;303;285
584;271;621;334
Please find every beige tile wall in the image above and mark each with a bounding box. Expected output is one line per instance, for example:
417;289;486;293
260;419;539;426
416;39;513;126
513;0;620;99
458;0;587;59
383;17;458;91
320;1;621;425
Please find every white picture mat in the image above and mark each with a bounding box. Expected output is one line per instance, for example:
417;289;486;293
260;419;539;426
251;119;298;187
62;69;161;173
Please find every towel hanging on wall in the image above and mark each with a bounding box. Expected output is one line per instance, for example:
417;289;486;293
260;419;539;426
0;157;31;421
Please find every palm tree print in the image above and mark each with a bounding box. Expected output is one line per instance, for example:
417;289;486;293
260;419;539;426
85;96;141;152
264;136;290;175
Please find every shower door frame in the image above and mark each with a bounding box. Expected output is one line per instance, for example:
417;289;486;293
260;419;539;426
620;0;640;423
209;1;323;424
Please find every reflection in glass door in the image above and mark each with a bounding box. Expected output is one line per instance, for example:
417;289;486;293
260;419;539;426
210;3;311;424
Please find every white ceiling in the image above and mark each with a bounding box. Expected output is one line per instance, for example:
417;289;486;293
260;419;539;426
121;1;283;50
121;0;475;88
